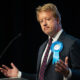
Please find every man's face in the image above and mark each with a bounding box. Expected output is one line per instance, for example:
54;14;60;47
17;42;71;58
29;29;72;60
38;11;59;37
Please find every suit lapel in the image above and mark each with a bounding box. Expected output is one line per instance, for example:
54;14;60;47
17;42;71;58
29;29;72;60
37;40;48;72
46;31;66;67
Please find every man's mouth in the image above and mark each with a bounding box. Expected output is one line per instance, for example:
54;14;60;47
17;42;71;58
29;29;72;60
44;27;49;30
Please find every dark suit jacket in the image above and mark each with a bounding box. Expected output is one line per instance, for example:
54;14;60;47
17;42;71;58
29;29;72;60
22;31;80;80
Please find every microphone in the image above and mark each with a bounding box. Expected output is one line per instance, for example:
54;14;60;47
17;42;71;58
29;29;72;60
0;33;22;59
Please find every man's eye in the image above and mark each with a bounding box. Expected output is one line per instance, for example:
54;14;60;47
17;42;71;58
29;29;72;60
39;20;43;23
46;18;50;21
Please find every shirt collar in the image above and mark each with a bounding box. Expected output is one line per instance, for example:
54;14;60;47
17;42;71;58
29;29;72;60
49;29;63;42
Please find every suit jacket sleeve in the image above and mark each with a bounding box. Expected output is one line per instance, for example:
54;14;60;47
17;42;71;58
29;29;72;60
21;72;36;80
69;39;80;80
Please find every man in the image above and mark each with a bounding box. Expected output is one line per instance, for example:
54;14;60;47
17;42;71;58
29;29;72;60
0;3;80;80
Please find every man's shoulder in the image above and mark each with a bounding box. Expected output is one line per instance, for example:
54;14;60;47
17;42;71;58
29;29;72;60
39;40;48;49
62;31;80;42
61;32;80;47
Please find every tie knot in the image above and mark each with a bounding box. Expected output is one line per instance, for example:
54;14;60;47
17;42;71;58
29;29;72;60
48;37;52;46
49;37;52;42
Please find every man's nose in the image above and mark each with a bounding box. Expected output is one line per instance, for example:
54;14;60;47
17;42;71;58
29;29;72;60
43;23;47;26
43;20;47;26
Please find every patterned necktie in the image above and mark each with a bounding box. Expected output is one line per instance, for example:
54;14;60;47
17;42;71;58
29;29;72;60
39;37;52;80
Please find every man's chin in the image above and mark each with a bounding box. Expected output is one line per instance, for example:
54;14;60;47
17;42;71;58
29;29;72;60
44;32;50;36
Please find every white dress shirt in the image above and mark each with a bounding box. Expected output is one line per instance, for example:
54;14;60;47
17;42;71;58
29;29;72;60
41;29;63;65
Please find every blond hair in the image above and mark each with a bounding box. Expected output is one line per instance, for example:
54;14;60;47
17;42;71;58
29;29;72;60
36;3;61;25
